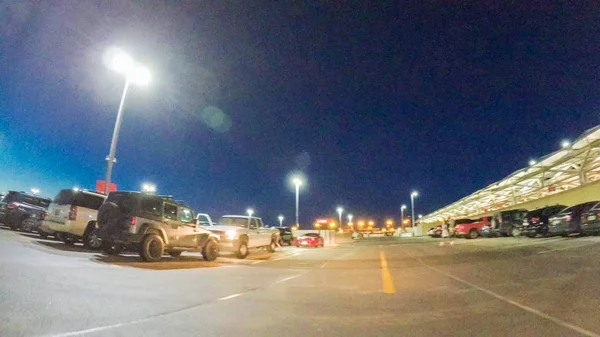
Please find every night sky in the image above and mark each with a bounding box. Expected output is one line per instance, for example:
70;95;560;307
1;1;599;227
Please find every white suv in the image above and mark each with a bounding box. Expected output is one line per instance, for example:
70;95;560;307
42;189;106;249
209;215;279;259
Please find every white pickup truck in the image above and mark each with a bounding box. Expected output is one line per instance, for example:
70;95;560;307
208;215;279;259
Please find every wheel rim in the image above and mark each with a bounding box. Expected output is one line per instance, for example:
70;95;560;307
208;243;218;259
240;244;247;256
148;239;162;259
89;234;102;248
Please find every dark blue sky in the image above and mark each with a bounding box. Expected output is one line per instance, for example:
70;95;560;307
1;1;599;227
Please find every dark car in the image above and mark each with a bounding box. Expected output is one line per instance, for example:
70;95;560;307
581;201;600;235
519;205;567;238
275;226;293;245
0;191;51;230
490;209;528;237
548;201;599;237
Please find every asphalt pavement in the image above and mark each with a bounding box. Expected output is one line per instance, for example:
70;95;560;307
1;227;600;337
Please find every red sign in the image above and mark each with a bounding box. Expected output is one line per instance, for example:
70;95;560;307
96;180;117;194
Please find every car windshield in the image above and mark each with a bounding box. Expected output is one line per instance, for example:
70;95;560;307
218;217;249;228
303;233;319;237
54;190;105;210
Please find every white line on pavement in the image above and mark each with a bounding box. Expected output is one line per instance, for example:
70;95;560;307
272;274;302;285
217;293;243;301
401;249;600;337
538;241;599;254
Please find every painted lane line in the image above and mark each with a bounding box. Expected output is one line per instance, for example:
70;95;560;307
217;293;243;301
272;274;302;285
379;251;396;294
402;249;600;337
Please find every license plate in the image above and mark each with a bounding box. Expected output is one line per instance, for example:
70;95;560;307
301;241;308;245
588;215;596;221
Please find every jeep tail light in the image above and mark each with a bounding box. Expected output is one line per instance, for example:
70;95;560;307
7;202;18;209
68;205;77;220
566;215;571;222
597;212;600;217
131;217;137;226
531;217;539;223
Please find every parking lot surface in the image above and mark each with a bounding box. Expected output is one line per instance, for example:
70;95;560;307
2;228;600;337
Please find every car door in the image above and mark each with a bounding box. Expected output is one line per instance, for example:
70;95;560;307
163;202;183;245
176;208;198;247
257;219;274;246
247;218;264;247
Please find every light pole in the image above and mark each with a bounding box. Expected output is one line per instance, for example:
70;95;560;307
348;214;353;228
292;177;303;228
336;207;343;230
401;204;407;229
142;183;156;194
104;49;151;195
247;208;254;227
278;215;284;227
411;191;418;231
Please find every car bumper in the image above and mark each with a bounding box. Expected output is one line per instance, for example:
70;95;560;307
296;240;318;247
217;240;239;252
39;220;56;234
581;223;600;233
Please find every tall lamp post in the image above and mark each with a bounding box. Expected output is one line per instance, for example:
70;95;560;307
278;215;284;227
292;177;303;228
411;191;418;228
336;207;343;230
104;49;151;195
348;214;353;228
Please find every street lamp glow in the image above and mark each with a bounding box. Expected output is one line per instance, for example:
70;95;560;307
247;208;254;217
291;175;304;228
561;140;571;149
410;191;419;231
348;214;353;224
292;177;303;187
400;204;407;229
336;207;343;231
418;214;423;219
411;191;418;197
278;215;284;226
73;187;80;192
529;159;537;166
142;183;156;193
30;188;40;195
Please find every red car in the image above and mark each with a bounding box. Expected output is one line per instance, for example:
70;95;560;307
453;217;491;239
295;233;324;247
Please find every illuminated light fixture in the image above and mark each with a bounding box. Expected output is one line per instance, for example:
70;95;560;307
529;159;537;166
561;140;571;149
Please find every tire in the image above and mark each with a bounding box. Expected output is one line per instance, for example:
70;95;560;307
266;239;276;253
62;235;77;246
526;233;536;238
103;241;124;255
39;232;48;239
83;229;103;250
168;251;182;258
235;241;249;259
466;229;479;239
202;239;219;261
21;218;33;232
139;234;164;262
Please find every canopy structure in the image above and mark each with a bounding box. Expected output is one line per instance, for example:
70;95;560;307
420;125;600;223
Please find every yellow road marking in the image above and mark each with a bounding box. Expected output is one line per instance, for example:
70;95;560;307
380;251;396;294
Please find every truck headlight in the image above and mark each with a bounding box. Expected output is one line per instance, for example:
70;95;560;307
226;230;236;240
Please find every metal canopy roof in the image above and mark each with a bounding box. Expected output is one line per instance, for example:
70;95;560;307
420;125;600;223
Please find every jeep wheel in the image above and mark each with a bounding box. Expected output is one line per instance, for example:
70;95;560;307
202;239;219;261
266;240;276;253
103;241;124;255
62;235;78;246
467;229;479;239
83;229;103;250
21;218;33;232
168;251;182;258
140;234;164;262
235;241;249;259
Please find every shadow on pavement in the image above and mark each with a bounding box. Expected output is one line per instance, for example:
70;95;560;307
34;240;90;253
93;254;220;270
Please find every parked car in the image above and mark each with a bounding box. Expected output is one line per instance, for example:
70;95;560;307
427;225;442;238
275;226;293;245
454;217;490;239
581;201;600;235
548;201;599;237
449;218;475;237
0;191;51;230
519;205;567;238
97;191;220;262
41;189;106;249
196;213;215;227
296;232;324;247
490;209;528;237
208;215;279;259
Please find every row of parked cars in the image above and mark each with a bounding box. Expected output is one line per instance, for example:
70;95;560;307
427;201;600;239
0;189;301;262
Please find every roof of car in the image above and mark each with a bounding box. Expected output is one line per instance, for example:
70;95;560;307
221;215;262;219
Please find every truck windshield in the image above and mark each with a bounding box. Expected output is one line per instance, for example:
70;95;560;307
218;217;249;228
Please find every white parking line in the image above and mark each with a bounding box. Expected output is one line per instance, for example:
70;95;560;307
272;274;302;285
538;241;599;254
217;293;243;301
402;249;600;337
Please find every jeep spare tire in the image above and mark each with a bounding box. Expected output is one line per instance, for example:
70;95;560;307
97;202;122;232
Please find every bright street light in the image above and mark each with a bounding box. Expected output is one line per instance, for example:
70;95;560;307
104;48;151;195
561;140;571;149
410;191;418;231
291;176;303;228
336;207;343;231
247;208;254;217
30;188;40;195
348;214;353;226
142;183;156;194
529;159;537;166
278;215;284;227
401;204;407;229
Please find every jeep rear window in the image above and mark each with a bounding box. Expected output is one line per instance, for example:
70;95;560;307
74;193;105;210
22;195;51;208
107;192;139;214
218;217;249;228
